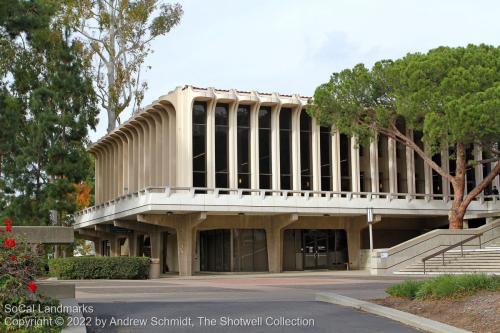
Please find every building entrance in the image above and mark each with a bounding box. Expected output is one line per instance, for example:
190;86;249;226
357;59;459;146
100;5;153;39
303;229;329;269
283;229;349;271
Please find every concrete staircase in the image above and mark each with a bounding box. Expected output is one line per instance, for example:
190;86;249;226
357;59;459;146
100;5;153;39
396;246;500;275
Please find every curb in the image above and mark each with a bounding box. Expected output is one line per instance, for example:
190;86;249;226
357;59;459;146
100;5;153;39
316;292;470;333
60;298;87;333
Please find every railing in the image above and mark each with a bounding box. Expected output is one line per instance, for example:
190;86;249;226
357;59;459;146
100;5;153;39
422;234;482;274
77;186;499;217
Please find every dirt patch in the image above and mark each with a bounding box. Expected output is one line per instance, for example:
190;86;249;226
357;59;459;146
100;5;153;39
373;291;500;333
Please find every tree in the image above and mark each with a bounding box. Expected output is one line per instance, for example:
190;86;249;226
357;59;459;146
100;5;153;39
310;44;500;229
0;0;98;225
63;0;183;132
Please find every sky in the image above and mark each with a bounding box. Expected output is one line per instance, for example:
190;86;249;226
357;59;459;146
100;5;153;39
90;0;500;141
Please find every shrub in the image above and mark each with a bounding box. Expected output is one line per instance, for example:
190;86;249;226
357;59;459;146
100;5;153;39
1;217;66;332
415;274;500;300
49;256;150;279
386;274;500;300
386;279;425;299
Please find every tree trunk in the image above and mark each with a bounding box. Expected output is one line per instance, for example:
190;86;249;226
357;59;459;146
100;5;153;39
107;106;116;133
449;143;466;229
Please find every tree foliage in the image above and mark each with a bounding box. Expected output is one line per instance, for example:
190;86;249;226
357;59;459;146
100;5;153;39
0;0;98;225
310;45;500;229
62;0;183;132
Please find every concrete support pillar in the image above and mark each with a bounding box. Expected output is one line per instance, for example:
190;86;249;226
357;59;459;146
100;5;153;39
331;128;341;192
149;230;161;278
441;147;450;198
350;136;360;194
176;223;197;276
311;118;321;191
109;237;119;257
127;231;137;257
266;227;284;273
266;214;298;273
369;135;379;194
138;213;206;277
346;226;361;269
388;138;397;194
406;130;416;196
94;239;101;256
158;111;170;186
474;145;483;196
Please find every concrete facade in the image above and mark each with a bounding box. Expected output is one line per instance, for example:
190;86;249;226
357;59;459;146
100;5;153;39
75;85;500;277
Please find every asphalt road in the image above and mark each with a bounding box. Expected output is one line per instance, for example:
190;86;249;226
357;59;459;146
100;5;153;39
81;301;420;333
69;272;422;333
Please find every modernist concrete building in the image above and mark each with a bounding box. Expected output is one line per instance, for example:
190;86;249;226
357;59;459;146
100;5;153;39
74;85;500;277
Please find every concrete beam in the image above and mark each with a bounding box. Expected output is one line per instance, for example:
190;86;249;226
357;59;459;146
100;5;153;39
114;220;163;234
4;226;74;244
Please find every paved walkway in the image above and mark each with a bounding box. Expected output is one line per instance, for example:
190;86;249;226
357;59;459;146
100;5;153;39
68;271;422;332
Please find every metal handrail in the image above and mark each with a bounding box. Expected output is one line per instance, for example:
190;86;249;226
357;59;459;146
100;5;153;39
422;233;483;274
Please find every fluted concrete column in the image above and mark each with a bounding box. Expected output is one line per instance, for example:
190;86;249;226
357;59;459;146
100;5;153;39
117;133;128;195
94;149;102;204
292;107;301;191
474;145;483;196
143;115;157;187
206;100;216;188
158;110;169;186
228;101;238;189
271;104;281;190
167;108;177;187
406;130;416;195
103;143;111;201
441;147;450;197
350;136;360;193
311;118;321;191
424;146;433;198
250;102;260;189
152;113;163;186
331;128;341;192
133;121;145;190
130;126;140;192
369;135;379;194
388;138;397;194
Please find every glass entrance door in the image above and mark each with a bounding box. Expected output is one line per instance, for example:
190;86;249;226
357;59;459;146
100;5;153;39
303;230;328;269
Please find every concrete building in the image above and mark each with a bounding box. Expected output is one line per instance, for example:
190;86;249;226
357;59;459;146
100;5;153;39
74;85;500;277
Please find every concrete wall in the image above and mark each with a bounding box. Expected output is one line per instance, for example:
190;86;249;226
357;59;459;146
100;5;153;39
4;226;74;244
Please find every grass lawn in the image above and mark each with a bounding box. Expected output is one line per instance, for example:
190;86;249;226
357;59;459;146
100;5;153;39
374;275;500;333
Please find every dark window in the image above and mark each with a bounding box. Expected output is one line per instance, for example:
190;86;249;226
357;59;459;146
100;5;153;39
280;108;293;190
432;154;442;194
320;127;332;191
300;111;312;190
215;103;229;188
340;134;351;191
465;144;475;193
233;229;268;272
200;229;231;272
259;107;272;189
237;105;251;189
193;102;207;187
377;136;384;157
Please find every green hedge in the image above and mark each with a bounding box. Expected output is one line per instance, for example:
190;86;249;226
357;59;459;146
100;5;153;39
49;256;150;279
387;274;500;300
